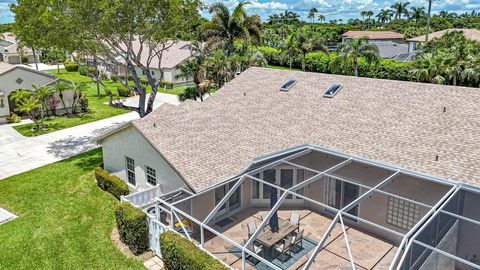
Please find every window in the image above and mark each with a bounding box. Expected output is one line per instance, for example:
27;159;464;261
252;173;260;199
146;166;157;186
387;196;420;230
151;70;155;75
125;157;135;185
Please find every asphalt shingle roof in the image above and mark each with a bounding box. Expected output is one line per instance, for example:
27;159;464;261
407;29;480;42
342;31;404;40
132;67;480;192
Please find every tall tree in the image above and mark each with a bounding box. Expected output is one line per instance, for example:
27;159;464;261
286;28;328;71
410;6;426;22
425;0;434;42
308;8;318;23
376;9;393;25
200;2;262;54
337;37;380;77
318;14;326;23
12;0;201;118
391;2;410;19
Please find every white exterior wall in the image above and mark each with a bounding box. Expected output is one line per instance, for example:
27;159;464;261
0;68;76;118
101;125;187;193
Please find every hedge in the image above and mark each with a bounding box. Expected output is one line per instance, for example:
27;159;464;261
64;61;79;72
258;46;416;81
160;231;228;270
79;66;97;77
115;202;149;255
160;80;174;89
117;86;132;97
95;167;129;199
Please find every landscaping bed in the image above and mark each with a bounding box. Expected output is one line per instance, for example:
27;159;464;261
0;149;144;269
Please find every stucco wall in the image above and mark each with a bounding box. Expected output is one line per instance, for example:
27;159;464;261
101;125;187;193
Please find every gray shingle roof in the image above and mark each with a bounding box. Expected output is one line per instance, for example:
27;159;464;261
132;67;480;192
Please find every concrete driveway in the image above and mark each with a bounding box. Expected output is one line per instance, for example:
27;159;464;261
0;93;180;180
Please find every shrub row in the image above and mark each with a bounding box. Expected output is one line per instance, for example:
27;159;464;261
258;46;415;82
117;86;133;97
160;231;228;270
79;66;97;77
115;202;149;255
160;80;174;89
95;167;129;199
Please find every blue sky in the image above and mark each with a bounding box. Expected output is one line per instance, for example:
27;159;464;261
1;0;480;24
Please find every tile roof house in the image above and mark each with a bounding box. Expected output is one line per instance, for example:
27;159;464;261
407;28;480;52
98;67;480;270
94;39;195;87
341;31;408;59
0;32;35;64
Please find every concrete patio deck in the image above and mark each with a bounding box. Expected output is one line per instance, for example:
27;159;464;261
200;208;397;270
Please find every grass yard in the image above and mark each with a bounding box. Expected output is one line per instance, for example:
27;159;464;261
13;69;187;137
0;149;144;270
266;64;302;71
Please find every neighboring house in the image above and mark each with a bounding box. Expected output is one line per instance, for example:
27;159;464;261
0;32;35;64
97;67;480;269
94;40;194;87
341;31;408;59
0;62;76;123
407;28;480;53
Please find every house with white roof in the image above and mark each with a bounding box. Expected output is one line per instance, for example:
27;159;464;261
0;32;35;64
407;28;480;53
341;31;408;59
96;67;480;270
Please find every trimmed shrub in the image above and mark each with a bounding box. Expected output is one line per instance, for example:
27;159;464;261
111;74;118;82
160;231;228;270
79;66;97;77
6;113;21;123
139;76;148;86
160;80;174;89
95;167;129;199
115;202;149;255
64;61;79;72
117;86;132;97
179;86;199;101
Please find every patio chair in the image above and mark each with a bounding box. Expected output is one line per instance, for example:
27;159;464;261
247;221;257;237
291;229;304;252
274;236;293;262
289;212;301;228
242;239;264;265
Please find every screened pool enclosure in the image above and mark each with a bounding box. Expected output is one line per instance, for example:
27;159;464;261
122;145;479;270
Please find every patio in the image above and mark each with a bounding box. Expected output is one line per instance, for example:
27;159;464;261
201;208;398;270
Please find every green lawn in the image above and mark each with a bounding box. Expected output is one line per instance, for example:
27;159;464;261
13;69;187;137
0;149;144;270
266;64;302;71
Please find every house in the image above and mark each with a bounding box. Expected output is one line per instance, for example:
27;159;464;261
341;31;408;59
94;40;194;87
0;32;35;64
407;28;480;52
97;67;480;270
0;62;77;123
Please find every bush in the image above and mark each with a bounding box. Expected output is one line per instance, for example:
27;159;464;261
64;61;79;72
115;202;149;255
179;86;199;101
117;86;132;97
160;80;174;89
139;76;148;86
95;167;129;199
160;231;228;270
6;113;21;123
79;66;97;77
21;56;29;64
111;74;118;82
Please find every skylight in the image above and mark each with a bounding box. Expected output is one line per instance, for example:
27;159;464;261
280;79;297;91
323;84;342;98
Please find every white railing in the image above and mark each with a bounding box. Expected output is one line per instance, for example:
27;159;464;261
147;213;168;257
122;185;162;207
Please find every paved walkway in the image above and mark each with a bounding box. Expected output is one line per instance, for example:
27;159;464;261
0;93;179;180
17;63;65;71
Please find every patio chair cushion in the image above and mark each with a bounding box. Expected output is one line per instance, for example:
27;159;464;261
289;212;300;226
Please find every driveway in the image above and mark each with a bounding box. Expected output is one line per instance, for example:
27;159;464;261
0;93;180;180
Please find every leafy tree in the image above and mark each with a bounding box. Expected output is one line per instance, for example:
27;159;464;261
17;96;41;129
12;0;201;118
391;2;410;20
410;7;426;22
411;52;446;84
200;1;261;54
32;85;54;119
337;37;380;77
70;82;88;114
46;48;66;74
308;8;318;23
283;28;328;71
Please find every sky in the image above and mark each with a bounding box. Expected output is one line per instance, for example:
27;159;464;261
1;0;480;24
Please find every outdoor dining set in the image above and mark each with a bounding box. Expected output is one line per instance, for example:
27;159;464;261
245;211;304;264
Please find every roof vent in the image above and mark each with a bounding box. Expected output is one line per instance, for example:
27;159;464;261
280;79;297;91
323;84;342;98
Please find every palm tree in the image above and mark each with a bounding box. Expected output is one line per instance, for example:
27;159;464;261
391;2;410;19
376;9;392;25
52;81;71;115
17;96;41;129
308;8;318;23
425;0;433;42
337;37;380;77
201;2;262;54
176;42;208;101
318;14;326;23
70;82;87;114
9;89;32;106
463;53;480;87
295;30;328;71
360;10;368;22
411;52;446;84
410;6;426;22
32;85;54;119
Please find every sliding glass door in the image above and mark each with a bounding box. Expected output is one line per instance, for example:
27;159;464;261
251;166;305;204
214;181;242;217
326;177;360;218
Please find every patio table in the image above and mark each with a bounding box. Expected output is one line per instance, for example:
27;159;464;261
256;218;298;249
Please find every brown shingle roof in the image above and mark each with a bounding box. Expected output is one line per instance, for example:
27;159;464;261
342;31;404;40
132;67;480;192
407;28;480;42
0;62;16;75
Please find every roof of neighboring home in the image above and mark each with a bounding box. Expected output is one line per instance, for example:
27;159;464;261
0;62;17;75
104;67;480;192
0;32;33;53
373;42;409;58
0;62;65;87
407;28;480;42
342;31;405;40
116;39;193;69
